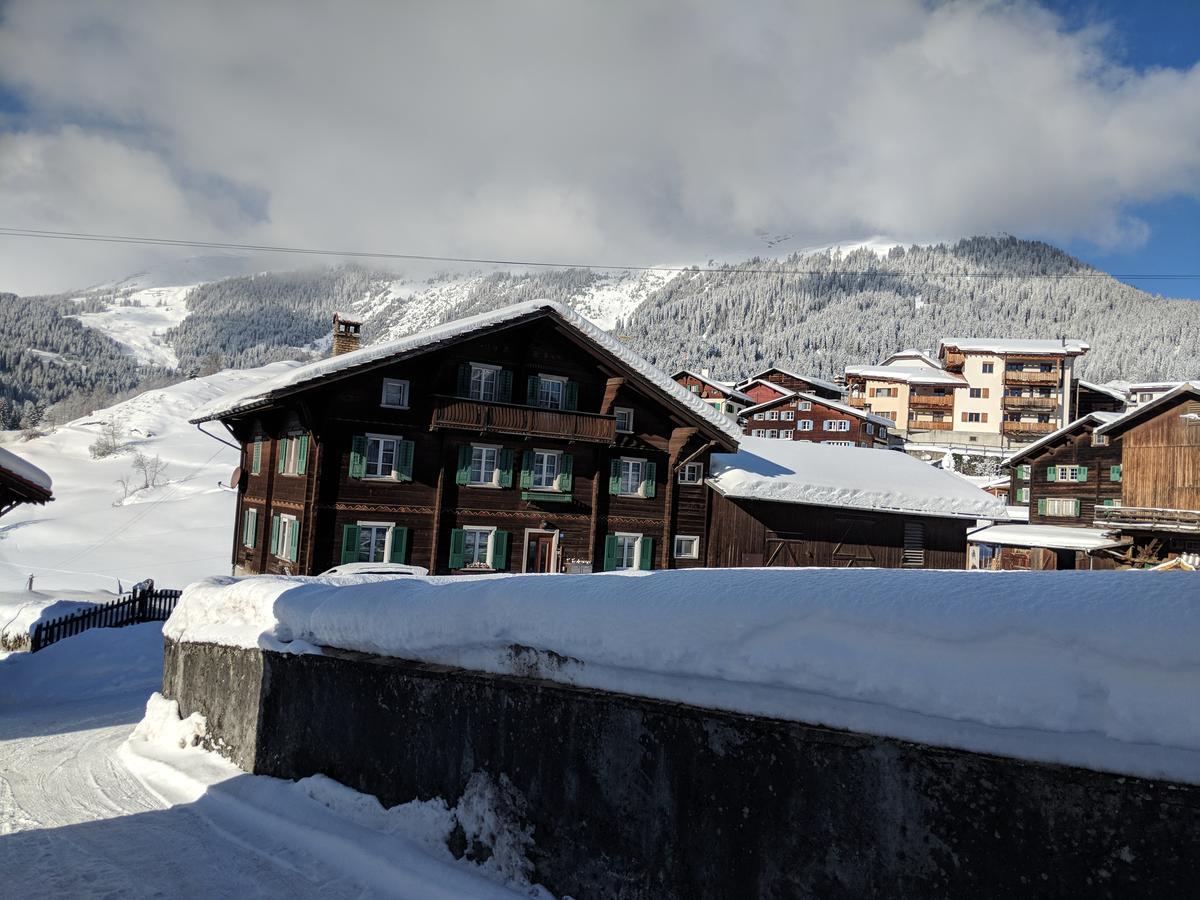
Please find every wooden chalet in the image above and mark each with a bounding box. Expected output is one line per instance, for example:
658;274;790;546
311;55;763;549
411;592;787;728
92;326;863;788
192;302;741;577
1073;380;1126;419
671;369;752;417
738;378;795;407
741;391;894;448
968;412;1127;570
705;438;1005;569
0;447;53;517
737;367;845;401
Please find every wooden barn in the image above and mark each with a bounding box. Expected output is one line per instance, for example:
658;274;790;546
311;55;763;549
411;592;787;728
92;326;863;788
705;438;1005;569
191;301;740;577
0;446;53;517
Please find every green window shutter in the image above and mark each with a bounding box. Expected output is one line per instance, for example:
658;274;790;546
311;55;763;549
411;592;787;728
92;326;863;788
498;448;514;488
389;526;408;564
296;435;309;475
603;534;618;571
1017;464;1029;480
558;453;573;491
349;435;367;478
497;369;513;403
252;440;262;475
526;375;540;406
277;437;288;474
457;363;471;398
242;509;251;546
642;461;657;498
1077;466;1087;483
288;519;300;561
609;459;621;494
456;446;472;485
1073;499;1081;517
564;381;579;410
341;524;360;564
448;529;466;569
1045;466;1057;482
1036;499;1046;516
519;450;534;490
395;439;415;481
270;514;281;555
638;537;654;570
489;530;509;570
1110;465;1122;482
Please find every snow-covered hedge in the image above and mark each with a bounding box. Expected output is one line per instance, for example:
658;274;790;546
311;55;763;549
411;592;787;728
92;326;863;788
165;569;1200;784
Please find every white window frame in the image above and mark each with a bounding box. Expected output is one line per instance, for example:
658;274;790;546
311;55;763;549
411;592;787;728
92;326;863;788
1016;487;1030;503
879;427;888;438
678;462;703;484
613;532;643;570
242;507;258;548
1044;498;1080;517
469;363;500;402
1055;465;1084;483
356;520;394;563
781;410;795;421
798;419;813;432
536;373;567;410
618;457;645;497
966;412;982;423
823;440;853;446
462;525;497;567
779;429;794;440
276;514;299;561
469;443;502;487
751;429;768;438
797;401;812;411
364;432;403;479
752;412;765;421
282;434;302;475
767;429;779;439
380;378;410;410
766;410;780;421
531;448;562;491
673;535;700;559
614;407;634;433
865;423;874;435
520;527;560;574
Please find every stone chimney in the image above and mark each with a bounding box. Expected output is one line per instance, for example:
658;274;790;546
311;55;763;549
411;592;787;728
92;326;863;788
332;312;362;356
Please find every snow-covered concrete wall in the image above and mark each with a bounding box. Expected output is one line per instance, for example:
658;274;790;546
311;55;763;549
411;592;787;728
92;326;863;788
163;637;1200;900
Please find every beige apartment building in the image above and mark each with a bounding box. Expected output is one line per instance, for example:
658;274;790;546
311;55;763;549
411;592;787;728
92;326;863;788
845;338;1089;449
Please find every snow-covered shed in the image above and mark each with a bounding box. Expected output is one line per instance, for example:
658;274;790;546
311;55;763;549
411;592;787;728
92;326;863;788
705;438;1006;569
0;446;53;516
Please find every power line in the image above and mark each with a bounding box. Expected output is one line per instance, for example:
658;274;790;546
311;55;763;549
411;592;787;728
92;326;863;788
1;225;1197;280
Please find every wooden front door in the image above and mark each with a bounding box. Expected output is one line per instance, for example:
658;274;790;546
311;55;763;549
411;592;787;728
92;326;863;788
525;531;557;573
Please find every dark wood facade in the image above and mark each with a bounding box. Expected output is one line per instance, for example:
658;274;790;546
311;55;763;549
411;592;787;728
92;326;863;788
706;491;970;569
1006;420;1123;527
671;370;749;415
741;368;844;401
741;393;891;448
1073;381;1126;419
211;309;736;577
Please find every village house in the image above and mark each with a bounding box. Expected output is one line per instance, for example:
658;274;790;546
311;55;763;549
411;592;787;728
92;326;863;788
705;438;1006;569
1073;380;1127;418
191;302;740;577
741;390;895;448
670;369;752;418
0;446;53;517
736;367;845;402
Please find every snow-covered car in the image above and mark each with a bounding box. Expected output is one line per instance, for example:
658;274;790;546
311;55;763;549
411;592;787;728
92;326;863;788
318;562;429;578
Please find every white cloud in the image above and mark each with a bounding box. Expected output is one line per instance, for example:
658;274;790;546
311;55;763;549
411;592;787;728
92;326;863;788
0;0;1198;294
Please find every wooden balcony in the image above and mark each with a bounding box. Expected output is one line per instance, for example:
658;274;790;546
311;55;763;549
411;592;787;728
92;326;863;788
1002;394;1059;410
943;350;966;371
908;419;954;431
1004;370;1060;386
847;396;867;408
908;393;954;409
431;396;616;444
1001;420;1058;436
1094;505;1200;533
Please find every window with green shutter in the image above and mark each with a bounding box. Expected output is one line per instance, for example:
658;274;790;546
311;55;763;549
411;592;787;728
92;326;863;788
270;514;281;555
1045;466;1057;482
455;446;472;485
641;462;657;498
1017;464;1029;480
558;454;573;491
340;524;359;564
349;435;367;478
448;528;467;569
526;375;540;406
603;534;618;571
519;450;535;490
251;440;262;475
395;439;414;481
389;526;409;563
497;369;513;403
564;381;578;410
489;530;509;570
638;536;654;570
242;508;258;548
296;435;309;475
1076;466;1087;482
277;437;288;474
608;459;621;493
1110;465;1122;482
287;517;300;561
1037;498;1047;516
497;448;514;488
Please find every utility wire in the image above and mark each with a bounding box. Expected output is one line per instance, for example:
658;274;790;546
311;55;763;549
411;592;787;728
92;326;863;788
1;225;1197;280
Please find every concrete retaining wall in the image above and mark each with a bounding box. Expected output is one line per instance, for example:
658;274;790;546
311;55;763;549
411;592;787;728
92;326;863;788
163;639;1200;899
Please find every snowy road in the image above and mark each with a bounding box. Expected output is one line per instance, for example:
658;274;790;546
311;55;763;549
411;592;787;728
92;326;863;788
0;626;543;899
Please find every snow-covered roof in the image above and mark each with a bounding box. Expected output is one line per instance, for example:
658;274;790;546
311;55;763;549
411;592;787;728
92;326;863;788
735;377;794;397
968;523;1124;552
742;367;845;395
938;337;1090;356
708;437;1007;520
671;369;752;403
741;391;895;429
1002;410;1125;466
881;349;942;369
1097;381;1200;437
192;301;743;442
844;365;967;386
1077;380;1128;403
0;446;52;494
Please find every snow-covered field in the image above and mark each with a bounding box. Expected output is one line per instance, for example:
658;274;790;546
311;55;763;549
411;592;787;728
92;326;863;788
69;285;197;369
0;625;550;898
0;364;298;642
169;568;1200;785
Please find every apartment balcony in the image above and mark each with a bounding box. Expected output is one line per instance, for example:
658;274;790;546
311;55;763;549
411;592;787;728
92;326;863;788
1004;370;1060;386
431;396;616;444
943;350;966;371
1094;506;1200;533
1001;420;1058;436
908;419;954;431
908;393;954;410
846;396;867;408
1002;394;1059;410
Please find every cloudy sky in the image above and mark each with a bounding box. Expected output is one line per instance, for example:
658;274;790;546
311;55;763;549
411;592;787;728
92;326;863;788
1;0;1198;296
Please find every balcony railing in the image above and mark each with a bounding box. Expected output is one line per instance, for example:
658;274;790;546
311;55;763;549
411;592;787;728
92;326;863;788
847;396;867;408
1094;506;1200;533
1001;420;1058;435
1004;370;1060;386
908;393;954;409
943;350;966;371
1002;395;1059;410
908;419;954;431
432;396;617;443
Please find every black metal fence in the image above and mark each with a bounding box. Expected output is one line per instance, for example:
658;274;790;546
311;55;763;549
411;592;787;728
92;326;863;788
30;579;182;653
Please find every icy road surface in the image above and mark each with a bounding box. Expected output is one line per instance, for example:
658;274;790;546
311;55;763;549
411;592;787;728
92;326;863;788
0;625;543;899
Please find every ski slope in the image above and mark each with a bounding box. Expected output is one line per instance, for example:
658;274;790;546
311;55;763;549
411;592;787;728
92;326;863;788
69;284;196;369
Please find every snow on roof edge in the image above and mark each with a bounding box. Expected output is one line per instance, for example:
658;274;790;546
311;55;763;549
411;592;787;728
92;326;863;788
672;369;753;403
1097;382;1200;436
0;445;53;494
938;337;1090;356
1002;411;1125;466
844;365;967;386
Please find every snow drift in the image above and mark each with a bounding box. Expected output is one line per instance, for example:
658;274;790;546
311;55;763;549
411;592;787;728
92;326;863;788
166;568;1200;784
